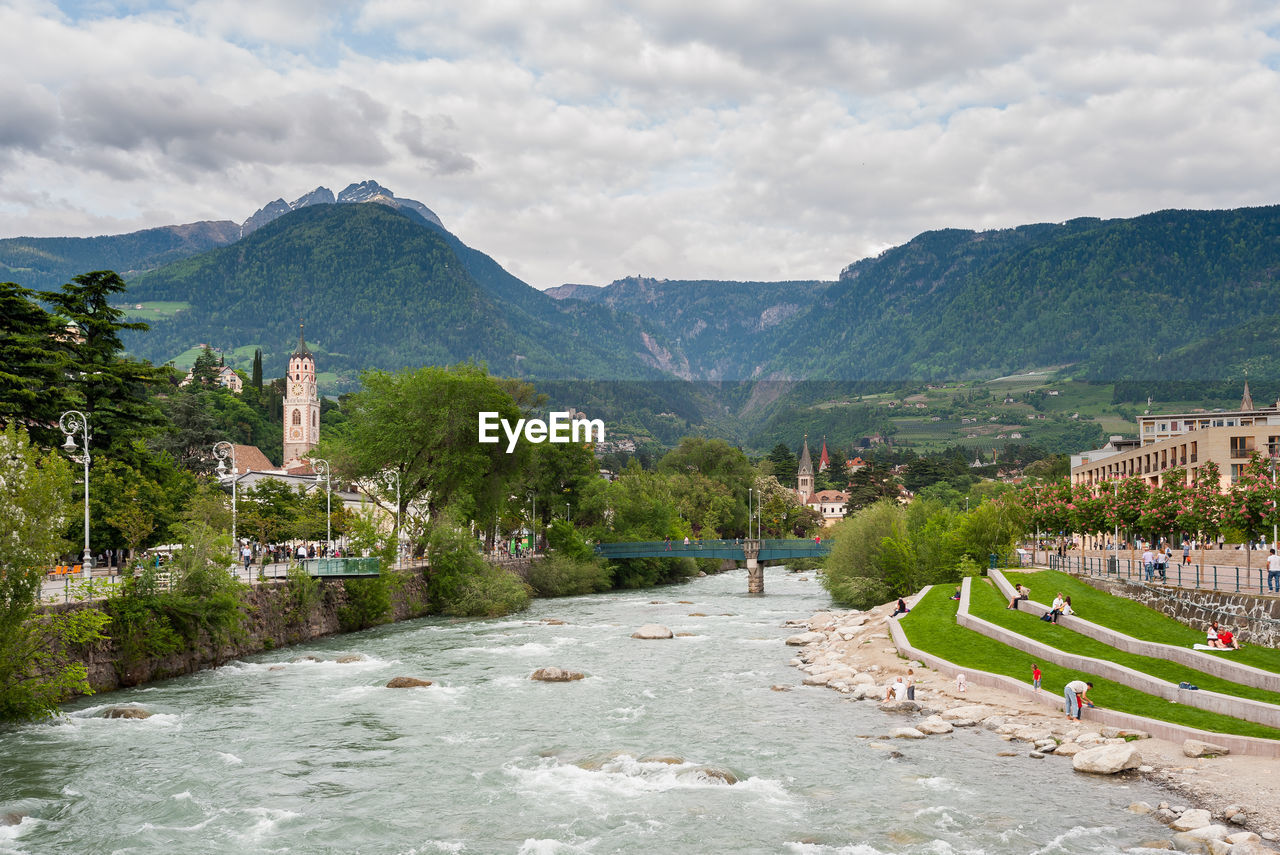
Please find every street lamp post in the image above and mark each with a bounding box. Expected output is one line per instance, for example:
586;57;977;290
394;469;402;569
212;441;239;576
59;411;92;579
313;459;332;557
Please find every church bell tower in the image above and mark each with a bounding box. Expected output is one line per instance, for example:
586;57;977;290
282;324;320;465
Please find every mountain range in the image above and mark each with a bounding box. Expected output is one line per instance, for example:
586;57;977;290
3;181;1279;452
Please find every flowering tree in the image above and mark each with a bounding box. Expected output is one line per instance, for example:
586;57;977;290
1071;482;1111;547
1222;454;1279;578
1140;469;1187;547
1105;477;1149;567
1180;461;1224;573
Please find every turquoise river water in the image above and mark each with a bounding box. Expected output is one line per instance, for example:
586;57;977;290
1;569;1173;854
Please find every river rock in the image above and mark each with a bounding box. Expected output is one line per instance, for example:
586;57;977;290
675;632;697;637
771;685;790;692
940;704;990;721
336;655;365;663
530;667;585;682
688;612;706;617
638;754;684;765
949;718;978;728
802;675;830;686
1013;726;1053;743
687;766;738;785
890;727;927;739
541;619;566;625
102;707;152;719
385;676;433;688
1;813;25;827
1229;814;1249;827
1183;739;1230;758
1172;810;1214;831
1128;801;1155;814
1053;743;1083;756
1136;840;1174;850
1226;843;1271;855
632;625;674;639
786;631;826;645
1226;833;1261;844
292;655;323;663
879;700;922;713
916;716;954;735
268;665;285;672
1029;751;1046;759
1072;743;1142;774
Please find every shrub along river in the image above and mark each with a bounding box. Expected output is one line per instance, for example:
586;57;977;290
1;569;1171;854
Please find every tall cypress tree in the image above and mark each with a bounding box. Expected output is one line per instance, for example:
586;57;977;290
251;348;263;389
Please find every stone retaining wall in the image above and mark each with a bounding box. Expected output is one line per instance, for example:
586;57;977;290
1074;576;1280;649
51;569;432;697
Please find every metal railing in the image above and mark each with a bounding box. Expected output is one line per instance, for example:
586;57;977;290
302;557;381;577
1047;552;1274;596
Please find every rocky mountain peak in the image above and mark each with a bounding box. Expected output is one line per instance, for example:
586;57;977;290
241;180;443;237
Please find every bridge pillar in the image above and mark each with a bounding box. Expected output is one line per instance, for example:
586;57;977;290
744;539;763;594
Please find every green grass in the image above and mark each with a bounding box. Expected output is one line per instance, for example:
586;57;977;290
899;585;1280;739
118;300;190;321
969;578;1280;707
1004;569;1280;675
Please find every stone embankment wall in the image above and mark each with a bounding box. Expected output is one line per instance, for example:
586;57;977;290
48;569;432;697
1077;577;1280;648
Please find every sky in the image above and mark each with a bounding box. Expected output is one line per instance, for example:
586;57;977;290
3;1;1280;289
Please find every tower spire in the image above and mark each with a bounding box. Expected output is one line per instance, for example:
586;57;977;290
1242;375;1254;411
292;320;312;359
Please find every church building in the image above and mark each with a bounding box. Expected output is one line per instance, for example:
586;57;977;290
283;325;321;467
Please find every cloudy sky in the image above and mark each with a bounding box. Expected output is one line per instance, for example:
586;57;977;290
3;1;1279;288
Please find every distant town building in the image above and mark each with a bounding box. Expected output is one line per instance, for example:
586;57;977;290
1071;384;1280;490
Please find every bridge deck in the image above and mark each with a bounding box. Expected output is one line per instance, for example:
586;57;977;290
593;539;829;561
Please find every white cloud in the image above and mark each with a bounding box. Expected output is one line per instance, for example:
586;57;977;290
2;1;1280;286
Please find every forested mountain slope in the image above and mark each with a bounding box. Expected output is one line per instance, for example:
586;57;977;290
122;204;669;382
772;206;1280;381
0;221;240;291
547;276;829;380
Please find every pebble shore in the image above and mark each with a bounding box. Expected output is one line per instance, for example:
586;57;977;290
783;599;1280;854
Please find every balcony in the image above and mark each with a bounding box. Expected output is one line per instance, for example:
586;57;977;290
1229;448;1254;459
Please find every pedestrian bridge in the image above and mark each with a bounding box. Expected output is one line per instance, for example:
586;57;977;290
592;538;829;593
593;538;830;561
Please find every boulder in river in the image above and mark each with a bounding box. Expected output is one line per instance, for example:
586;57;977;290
685;765;738;785
385;676;433;688
530;667;585;682
631;625;674;639
336;655;365;664
785;631;825;645
1171;809;1213;831
102;707;152;720
1072;743;1142;774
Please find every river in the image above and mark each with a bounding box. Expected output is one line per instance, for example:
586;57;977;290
1;569;1171;854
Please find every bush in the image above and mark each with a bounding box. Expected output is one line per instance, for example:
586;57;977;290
285;565;322;626
546;519;594;562
821;501;908;609
608;556;698;589
526;554;611;598
427;517;530;617
337;576;392;631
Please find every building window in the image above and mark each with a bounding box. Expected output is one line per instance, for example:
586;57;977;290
1269;436;1280;457
1230;436;1253;458
292;410;301;426
312;410;317;427
1190;441;1197;463
1231;463;1244;483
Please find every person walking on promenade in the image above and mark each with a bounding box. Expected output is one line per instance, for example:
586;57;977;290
1032;663;1042;691
1155;548;1167;583
1268;548;1280;593
1142;547;1155;581
1183;540;1192;565
1064;680;1094;720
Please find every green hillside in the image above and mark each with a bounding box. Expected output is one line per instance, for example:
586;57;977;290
773;207;1280;382
121;204;667;386
0;221;240;290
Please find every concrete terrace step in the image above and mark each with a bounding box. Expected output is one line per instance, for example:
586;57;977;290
888;584;1280;758
955;578;1280;730
989;568;1280;693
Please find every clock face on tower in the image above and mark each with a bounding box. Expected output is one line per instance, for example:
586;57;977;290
291;428;302;439
292;383;302;396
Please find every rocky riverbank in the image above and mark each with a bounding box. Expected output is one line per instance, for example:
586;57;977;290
783;600;1280;854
